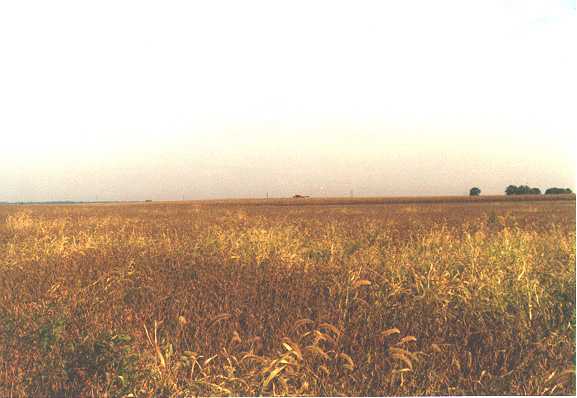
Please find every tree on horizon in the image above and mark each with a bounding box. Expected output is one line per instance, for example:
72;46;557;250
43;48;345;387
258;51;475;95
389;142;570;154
469;187;481;196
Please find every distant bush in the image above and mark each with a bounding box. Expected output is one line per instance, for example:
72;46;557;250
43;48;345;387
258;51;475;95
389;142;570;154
505;185;541;195
545;187;573;195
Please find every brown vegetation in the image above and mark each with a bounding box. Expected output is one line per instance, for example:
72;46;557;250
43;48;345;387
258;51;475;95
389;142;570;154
0;198;575;396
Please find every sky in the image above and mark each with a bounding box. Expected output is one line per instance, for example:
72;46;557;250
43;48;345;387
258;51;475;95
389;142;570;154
0;0;575;201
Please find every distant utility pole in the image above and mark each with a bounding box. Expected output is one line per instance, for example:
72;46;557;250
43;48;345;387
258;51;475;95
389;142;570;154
350;190;354;198
266;192;269;200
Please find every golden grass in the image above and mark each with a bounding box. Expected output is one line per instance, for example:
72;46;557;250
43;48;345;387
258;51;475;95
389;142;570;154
0;199;575;396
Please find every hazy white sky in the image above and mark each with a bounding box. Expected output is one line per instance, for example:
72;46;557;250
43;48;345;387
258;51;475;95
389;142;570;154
0;0;575;201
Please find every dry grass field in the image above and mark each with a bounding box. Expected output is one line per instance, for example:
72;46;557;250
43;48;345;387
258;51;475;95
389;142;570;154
0;196;575;397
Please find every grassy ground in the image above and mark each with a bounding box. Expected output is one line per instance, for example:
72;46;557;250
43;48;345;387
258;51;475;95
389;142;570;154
0;198;575;396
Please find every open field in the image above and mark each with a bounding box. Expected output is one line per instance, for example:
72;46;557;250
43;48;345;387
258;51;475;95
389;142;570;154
0;197;575;396
147;193;576;207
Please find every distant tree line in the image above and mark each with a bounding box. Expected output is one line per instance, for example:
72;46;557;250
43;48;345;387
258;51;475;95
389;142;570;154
544;187;573;195
504;185;573;195
467;185;573;196
505;185;541;195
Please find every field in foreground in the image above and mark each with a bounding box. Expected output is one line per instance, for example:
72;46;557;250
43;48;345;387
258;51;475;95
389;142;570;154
0;199;575;396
